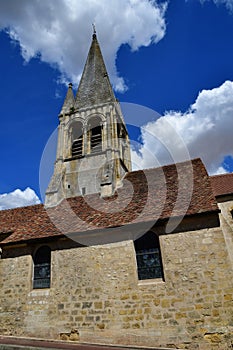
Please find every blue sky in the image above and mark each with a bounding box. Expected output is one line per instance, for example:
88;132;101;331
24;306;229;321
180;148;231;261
0;0;233;208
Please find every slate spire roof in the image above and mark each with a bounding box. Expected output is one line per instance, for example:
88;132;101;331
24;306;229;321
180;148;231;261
59;82;75;115
75;32;116;109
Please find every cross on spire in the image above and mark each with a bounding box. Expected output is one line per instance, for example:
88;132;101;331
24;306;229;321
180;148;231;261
92;23;96;38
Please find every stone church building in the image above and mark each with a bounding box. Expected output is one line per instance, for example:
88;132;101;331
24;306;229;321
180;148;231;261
0;32;233;350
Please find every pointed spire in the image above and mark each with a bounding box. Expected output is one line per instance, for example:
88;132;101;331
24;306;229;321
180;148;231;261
60;83;75;115
75;32;116;109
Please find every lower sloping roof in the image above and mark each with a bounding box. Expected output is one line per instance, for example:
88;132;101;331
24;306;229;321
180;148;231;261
210;173;233;197
0;158;219;246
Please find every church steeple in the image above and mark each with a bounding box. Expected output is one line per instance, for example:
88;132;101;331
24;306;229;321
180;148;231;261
75;31;116;109
45;32;131;207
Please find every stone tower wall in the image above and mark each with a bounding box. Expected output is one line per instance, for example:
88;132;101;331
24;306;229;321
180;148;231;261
45;102;130;206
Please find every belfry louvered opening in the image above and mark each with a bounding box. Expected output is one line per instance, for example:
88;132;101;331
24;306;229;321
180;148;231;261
89;117;102;154
72;138;83;158
71;121;83;158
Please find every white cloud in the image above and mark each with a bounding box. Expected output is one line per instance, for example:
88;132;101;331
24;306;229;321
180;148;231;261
0;0;167;92
131;80;233;175
0;187;41;210
199;0;233;11
214;166;228;175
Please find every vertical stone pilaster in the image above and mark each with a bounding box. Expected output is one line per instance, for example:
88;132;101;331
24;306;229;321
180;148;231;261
106;112;111;149
56;117;65;161
102;121;107;151
66;128;72;159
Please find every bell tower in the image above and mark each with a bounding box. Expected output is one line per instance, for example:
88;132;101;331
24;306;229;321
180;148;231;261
45;31;131;207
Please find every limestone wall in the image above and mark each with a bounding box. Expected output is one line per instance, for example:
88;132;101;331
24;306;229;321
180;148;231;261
0;226;232;350
0;246;31;335
218;200;233;270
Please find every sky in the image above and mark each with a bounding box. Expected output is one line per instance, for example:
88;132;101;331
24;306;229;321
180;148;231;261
0;0;233;209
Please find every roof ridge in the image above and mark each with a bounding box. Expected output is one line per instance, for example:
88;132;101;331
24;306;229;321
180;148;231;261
210;172;233;179
127;158;202;175
0;202;43;213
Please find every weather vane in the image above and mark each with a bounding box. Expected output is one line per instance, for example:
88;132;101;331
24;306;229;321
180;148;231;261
92;23;96;35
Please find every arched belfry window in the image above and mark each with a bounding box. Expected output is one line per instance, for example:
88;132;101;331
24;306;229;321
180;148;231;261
88;117;102;154
33;246;51;289
71;121;83;158
134;231;164;280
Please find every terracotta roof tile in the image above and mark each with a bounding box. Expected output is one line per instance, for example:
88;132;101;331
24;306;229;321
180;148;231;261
0;158;218;246
210;173;233;197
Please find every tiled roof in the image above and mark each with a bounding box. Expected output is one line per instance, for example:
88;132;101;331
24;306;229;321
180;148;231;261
0;158;218;246
210;172;233;197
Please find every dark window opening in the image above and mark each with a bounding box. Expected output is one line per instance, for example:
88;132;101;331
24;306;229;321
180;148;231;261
72;137;83;158
134;231;163;280
70;121;83;159
91;125;102;154
33;246;51;289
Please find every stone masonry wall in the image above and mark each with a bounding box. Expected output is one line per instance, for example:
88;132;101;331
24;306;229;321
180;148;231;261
218;200;233;270
0;225;233;350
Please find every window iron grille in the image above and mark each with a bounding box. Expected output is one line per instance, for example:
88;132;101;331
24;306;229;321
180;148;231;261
136;248;163;280
33;262;50;289
33;246;51;289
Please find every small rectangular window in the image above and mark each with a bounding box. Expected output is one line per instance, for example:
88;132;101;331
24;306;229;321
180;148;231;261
134;231;164;280
33;246;51;289
136;248;163;280
33;262;51;289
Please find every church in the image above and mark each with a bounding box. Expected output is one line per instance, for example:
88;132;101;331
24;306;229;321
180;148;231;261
0;31;233;350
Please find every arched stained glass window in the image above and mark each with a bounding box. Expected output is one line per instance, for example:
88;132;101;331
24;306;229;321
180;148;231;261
33;246;51;289
134;231;164;280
